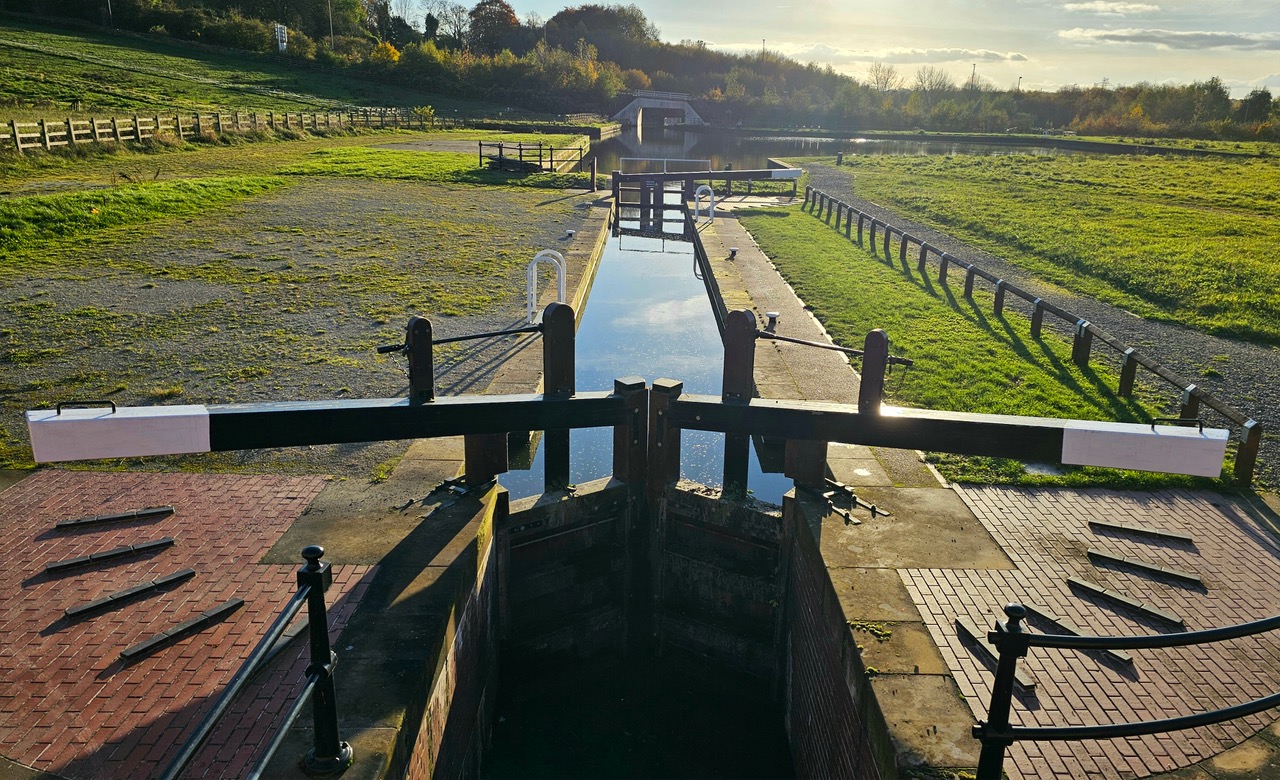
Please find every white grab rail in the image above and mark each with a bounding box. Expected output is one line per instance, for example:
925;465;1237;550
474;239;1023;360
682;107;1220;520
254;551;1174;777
527;249;567;324
693;184;715;224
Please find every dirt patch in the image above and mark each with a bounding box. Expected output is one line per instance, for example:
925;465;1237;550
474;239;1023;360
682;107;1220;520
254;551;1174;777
1;176;599;476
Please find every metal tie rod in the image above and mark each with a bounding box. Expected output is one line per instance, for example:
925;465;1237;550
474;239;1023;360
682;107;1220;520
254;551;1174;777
757;331;914;367
377;324;542;353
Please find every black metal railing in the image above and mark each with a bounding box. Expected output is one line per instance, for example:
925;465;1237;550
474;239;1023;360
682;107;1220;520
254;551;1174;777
972;603;1280;780
801;185;1263;485
158;546;352;780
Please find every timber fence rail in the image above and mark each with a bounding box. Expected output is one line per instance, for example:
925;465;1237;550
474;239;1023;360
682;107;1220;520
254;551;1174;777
478;139;588;173
802;185;1263;485
1;107;449;154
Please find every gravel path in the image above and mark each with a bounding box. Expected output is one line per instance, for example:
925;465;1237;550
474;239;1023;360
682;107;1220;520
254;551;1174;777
803;162;1278;487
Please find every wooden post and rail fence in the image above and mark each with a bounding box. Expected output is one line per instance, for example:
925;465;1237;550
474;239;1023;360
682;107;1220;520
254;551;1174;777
801;185;1263;485
0;107;452;154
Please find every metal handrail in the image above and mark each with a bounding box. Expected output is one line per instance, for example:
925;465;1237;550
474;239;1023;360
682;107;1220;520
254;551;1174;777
158;546;350;780
757;331;914;366
972;603;1280;779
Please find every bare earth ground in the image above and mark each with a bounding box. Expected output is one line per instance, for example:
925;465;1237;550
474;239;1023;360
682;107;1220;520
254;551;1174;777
804;161;1280;487
1;175;598;477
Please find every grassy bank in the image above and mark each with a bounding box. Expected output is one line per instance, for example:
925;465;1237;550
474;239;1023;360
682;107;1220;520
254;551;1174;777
837;153;1280;344
0;131;598;471
737;205;1220;488
0;20;488;116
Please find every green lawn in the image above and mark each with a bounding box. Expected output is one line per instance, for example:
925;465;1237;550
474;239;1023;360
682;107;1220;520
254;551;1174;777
836;154;1280;343
737;205;1221;487
0;20;494;116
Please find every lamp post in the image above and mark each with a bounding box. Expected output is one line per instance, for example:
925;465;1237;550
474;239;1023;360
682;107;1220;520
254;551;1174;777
1017;76;1022;93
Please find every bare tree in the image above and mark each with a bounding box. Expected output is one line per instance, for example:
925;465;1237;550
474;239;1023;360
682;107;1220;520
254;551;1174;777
866;61;902;93
913;65;955;94
426;0;467;43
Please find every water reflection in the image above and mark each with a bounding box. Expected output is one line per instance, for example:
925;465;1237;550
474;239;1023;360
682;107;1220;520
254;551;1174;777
592;126;1081;171
502;212;792;504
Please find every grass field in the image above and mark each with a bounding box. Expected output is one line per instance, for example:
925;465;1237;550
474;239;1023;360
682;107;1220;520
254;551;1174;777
839;153;1280;344
0;20;495;116
0;130;597;471
737;205;1220;488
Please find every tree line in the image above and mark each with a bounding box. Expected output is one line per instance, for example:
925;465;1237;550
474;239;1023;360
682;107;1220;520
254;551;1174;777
10;0;1279;140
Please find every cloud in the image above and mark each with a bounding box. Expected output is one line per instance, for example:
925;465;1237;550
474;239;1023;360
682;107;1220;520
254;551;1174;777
1063;2;1159;14
1059;27;1280;51
711;41;1028;65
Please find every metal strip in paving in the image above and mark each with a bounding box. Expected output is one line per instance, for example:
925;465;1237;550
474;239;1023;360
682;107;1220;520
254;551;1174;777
1087;548;1204;586
954;615;1037;692
55;505;174;530
43;537;175;574
119;598;245;664
1024;603;1134;666
1088;519;1194;544
1066;576;1186;628
63;568;196;620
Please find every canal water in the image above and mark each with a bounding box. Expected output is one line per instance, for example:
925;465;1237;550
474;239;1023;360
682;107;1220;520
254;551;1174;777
500;199;793;505
590;126;1079;172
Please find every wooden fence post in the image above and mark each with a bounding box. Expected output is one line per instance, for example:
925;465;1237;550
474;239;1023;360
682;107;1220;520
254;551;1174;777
1072;320;1093;367
918;244;930;276
65;118;76;147
647;379;683;506
884;228;893;263
10;120;23;154
857;213;865;246
994;281;1006;315
845;209;853;239
900;234;910;266
964;265;977;299
1118;348;1138;397
1234;420;1262;486
91;117;102;143
869;221;878;255
111;116;121;144
612;376;648;488
859;329;890;415
39;119;50;150
722;309;756;497
1031;298;1045;338
215;113;224;135
542;302;576;492
132;114;140;142
1179;385;1200;419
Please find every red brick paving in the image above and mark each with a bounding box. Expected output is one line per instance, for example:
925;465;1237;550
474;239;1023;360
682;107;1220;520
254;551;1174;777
901;486;1280;779
0;470;374;780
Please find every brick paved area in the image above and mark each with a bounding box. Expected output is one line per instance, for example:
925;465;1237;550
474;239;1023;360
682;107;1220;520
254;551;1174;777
0;470;375;779
902;486;1280;779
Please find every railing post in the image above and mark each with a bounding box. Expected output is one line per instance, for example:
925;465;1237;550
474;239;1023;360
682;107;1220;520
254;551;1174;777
918;243;930;276
1030;298;1045;338
973;604;1030;780
869;221;878;255
859;329;889;415
647;379;683;504
406;315;434;405
857;213;865;246
612;377;648;487
297;545;354;776
1118;347;1138;397
1234;419;1262;486
543;301;576;491
899;234;910;266
1180;384;1200;419
722;310;756;497
590;157;598;192
994;280;1006;316
884;228;893;263
803;186;811;209
964;265;977;299
1072;320;1093;368
844;209;853;239
939;252;950;284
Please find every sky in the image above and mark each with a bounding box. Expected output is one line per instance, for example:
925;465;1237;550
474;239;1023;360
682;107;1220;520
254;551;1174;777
509;0;1280;97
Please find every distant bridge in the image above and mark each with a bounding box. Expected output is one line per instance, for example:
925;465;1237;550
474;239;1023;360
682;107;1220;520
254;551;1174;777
612;90;705;128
